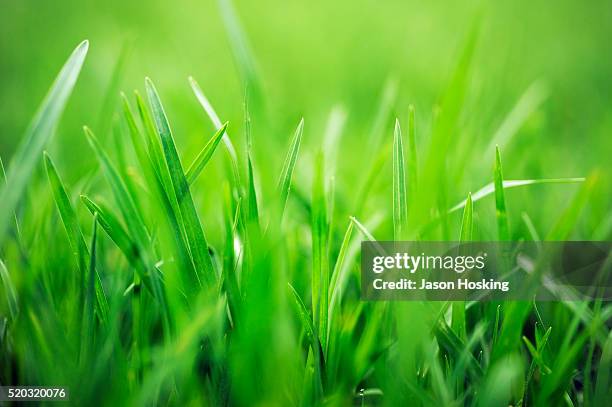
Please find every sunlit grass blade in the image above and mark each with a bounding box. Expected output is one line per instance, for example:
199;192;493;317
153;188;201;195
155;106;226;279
277;118;304;219
311;151;329;350
393;118;408;240
44;152;109;326
494;146;510;240
0;40;88;246
145;77;215;289
0;259;18;320
185;122;229;185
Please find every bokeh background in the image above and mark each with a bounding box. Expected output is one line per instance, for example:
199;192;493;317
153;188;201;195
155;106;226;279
1;0;611;242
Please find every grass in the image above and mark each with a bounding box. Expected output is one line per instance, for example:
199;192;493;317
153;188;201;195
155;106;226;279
0;18;610;407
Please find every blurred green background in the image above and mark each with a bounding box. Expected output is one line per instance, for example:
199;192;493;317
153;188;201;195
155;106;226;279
1;0;611;241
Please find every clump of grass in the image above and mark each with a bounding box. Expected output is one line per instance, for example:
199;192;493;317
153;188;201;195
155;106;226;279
0;35;609;407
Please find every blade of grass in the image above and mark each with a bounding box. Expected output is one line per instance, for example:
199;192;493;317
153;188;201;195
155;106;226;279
44;152;109;327
185;123;229;185
311;151;329;350
277;118;304;220
217;0;263;103
188;77;241;186
0;259;18;320
145;78;215;289
484;81;548;156
494;146;510;240
0;40;88;246
449;178;586;213
80;213;98;365
452;192;472;345
288;283;325;398
393;119;408;240
407;105;418;208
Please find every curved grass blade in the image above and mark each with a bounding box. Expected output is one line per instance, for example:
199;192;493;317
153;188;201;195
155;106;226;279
185;122;229;185
0;40;88;246
277;118;304;219
80;195;145;275
449;177;586;213
44;153;109;326
145;78;215;289
393;119;408;240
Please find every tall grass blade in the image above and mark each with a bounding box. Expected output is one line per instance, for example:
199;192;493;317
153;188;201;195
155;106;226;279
407;105;418;207
277;118;304;219
393;119;408;239
217;0;263;103
311;152;329;349
494;146;510;240
0;40;88;246
80;213;98;364
145;78;215;289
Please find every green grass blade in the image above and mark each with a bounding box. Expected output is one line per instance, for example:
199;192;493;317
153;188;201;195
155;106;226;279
494;146;510;240
44;152;109;326
145;77;215;289
277;118;304;219
80;195;145;274
217;0;263;103
407;105;418;207
0;259;18;320
288;283;325;396
546;173;597;240
84;126;150;249
449;177;586;213
367;78;398;151
188;77;241;185
0;40;88;246
459;192;473;242
452;192;472;343
185;122;229;185
80;213;98;364
485;81;548;156
311;151;329;350
393;118;408;240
